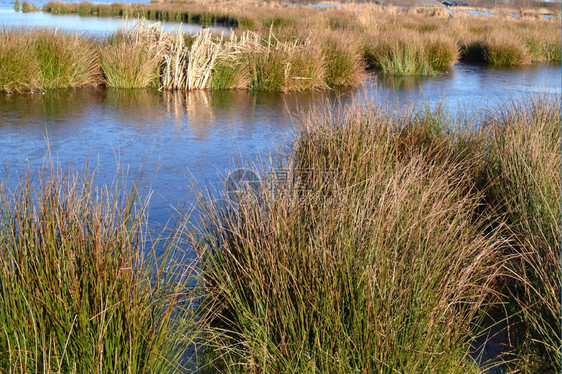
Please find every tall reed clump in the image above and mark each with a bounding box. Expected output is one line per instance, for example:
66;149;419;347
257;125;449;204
246;36;327;92
21;1;38;12
483;34;531;66
0;29;43;93
320;31;365;87
366;31;458;76
485;97;561;372
210;34;252;90
159;30;250;91
194;103;501;373
368;32;433;76
100;25;161;89
33;30;101;89
0;28;101;93
523;30;562;63
172;29;328;92
0;165;200;373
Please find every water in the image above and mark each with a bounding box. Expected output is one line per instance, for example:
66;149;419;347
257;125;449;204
0;1;230;35
0;64;559;224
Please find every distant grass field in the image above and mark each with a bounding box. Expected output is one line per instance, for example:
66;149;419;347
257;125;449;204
1;1;559;93
41;0;560;68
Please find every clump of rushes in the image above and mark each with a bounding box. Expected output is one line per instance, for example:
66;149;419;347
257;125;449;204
524;31;562;63
369;32;433;76
281;45;326;92
13;0;20;11
247;49;286;91
485;97;561;373
194;103;501;373
320;31;365;87
100;30;160;89
211;58;250;90
34;30;101;89
542;37;561;63
0;29;101;93
366;31;458;76
425;33;460;70
0;29;43;93
246;39;326;92
210;31;327;92
483;34;531;66
21;1;38;12
0;164;200;373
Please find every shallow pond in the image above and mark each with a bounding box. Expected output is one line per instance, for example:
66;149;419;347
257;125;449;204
0;64;559;224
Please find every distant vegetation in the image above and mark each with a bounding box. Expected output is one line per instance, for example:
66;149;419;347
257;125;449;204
1;96;558;372
21;1;39;12
4;1;558;91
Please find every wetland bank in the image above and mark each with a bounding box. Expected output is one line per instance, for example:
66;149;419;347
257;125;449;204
0;0;560;372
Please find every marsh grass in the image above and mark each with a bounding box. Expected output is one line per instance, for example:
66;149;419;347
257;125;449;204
39;0;561;73
100;26;161;89
211;59;250;90
365;32;458;76
189;96;562;372
0;30;43;93
320;31;365;87
247;50;286;91
484;34;531;65
43;1;239;27
0;28;101;93
281;45;326;91
369;33;434;76
245;40;327;92
21;1;38;12
0;164;200;373
484;97;561;372
0;8;559;92
34;31;101;89
524;32;562;63
100;42;160;88
193;102;503;373
426;33;460;69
